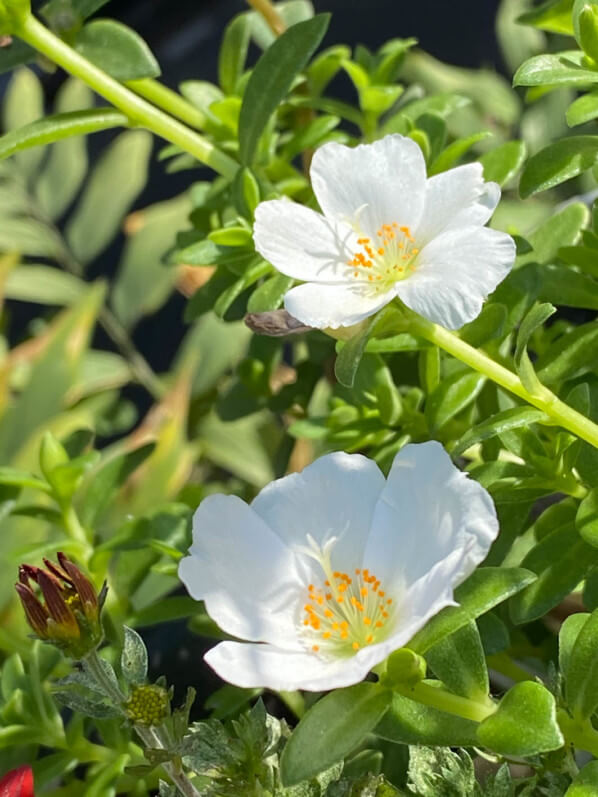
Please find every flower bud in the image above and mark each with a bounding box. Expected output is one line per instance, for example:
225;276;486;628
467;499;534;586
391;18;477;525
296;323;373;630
382;647;427;688
125;684;169;726
15;552;105;659
0;765;34;797
0;0;30;36
39;431;69;483
580;4;598;64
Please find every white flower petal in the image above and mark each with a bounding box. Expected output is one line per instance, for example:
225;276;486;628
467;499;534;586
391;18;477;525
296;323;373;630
205;640;385;691
284;280;394;329
310;135;426;238
251;452;385;576
395;225;516;329
415;163;501;246
179;495;304;648
253;199;357;282
363;441;498;589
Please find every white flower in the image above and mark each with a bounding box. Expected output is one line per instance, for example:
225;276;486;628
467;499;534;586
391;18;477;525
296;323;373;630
253;134;516;330
178;441;498;692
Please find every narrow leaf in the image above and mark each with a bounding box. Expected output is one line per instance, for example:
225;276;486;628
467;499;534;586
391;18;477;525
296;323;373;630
280;683;391;786
239;14;330;164
0;109;128;162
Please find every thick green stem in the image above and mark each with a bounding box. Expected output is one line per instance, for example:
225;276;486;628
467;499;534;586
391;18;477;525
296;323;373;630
407;311;598;450
393;680;496;724
558;710;598;758
125;79;206;131
15;15;238;179
83;651;200;797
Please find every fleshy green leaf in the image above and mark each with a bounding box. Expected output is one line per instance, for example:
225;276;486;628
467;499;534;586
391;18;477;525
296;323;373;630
480;141;527;186
75;19;160;81
218;12;251;95
567;90;598;126
566;761;598;795
374;693;479;747
559;612;590;687
514;51;598;88
510;522;598;624
425;621;489;702
565;609;598;719
452;406;548;458
477;682;564;756
409;568;536;654
577;488;598;547
35;79;94;221
0;108;128;162
239;14;330;164
66;130;152;265
425;370;486;432
519;136;598;198
280;683;391;786
517;0;574;35
79;443;155;527
428;131;492;175
514;302;556;394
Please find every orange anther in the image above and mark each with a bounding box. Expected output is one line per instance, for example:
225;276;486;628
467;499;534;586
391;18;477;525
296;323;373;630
366;634;374;644
355;568;361;575
378;590;385;598
322;631;331;639
324;609;333;618
326;593;332;601
387;598;393;604
378;248;385;255
352;641;360;650
375;620;383;628
312;644;319;651
340;621;349;629
363;617;372;625
337;596;344;603
360;587;368;597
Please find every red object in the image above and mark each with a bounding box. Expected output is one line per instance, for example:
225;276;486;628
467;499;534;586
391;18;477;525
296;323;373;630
0;766;34;797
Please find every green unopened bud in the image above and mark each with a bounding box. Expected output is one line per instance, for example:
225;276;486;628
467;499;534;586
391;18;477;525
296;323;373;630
382;648;427;688
580;4;598;63
39;431;69;483
0;0;30;35
126;684;169;726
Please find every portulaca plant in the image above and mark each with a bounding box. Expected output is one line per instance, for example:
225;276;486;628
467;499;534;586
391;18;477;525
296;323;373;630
3;0;598;794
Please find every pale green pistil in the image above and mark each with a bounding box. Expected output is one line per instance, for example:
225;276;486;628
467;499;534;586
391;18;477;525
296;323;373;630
347;222;419;293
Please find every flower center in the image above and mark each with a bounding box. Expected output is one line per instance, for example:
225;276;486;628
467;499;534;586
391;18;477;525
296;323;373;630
347;222;419;292
296;535;396;658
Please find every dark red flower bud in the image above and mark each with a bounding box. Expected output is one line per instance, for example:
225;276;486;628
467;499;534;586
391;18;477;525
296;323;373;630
15;553;105;659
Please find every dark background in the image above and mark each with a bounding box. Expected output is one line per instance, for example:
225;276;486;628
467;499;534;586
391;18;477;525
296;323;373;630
105;0;506;88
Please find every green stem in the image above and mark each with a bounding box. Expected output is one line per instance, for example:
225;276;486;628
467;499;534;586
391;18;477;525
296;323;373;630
125;79;206;131
558;710;598;757
83;651;200;797
393;680;496;723
62;503;92;550
407;311;598;450
15;14;238;179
